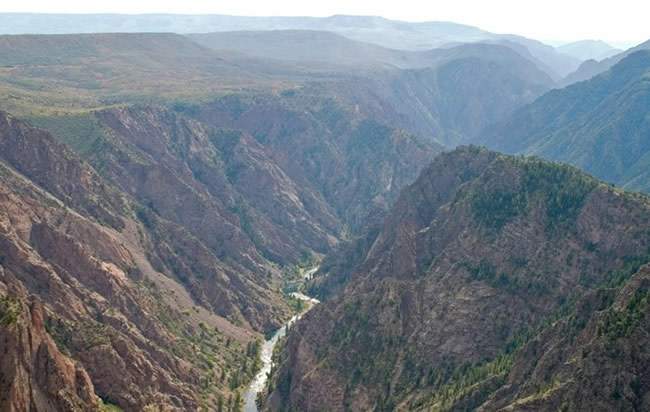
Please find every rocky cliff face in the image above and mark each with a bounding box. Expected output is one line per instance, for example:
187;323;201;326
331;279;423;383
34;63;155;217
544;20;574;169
0;294;98;412
0;91;437;410
371;47;551;147
0;110;290;411
268;146;650;411
93;105;343;264
0;111;125;230
188;92;437;231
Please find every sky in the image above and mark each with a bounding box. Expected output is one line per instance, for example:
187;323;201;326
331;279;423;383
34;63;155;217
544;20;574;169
2;0;649;47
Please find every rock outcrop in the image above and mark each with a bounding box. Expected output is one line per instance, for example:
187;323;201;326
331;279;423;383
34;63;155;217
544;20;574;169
0;293;98;412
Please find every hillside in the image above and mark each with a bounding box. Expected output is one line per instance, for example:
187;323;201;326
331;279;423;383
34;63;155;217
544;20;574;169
480;50;650;192
363;43;553;146
477;264;650;410
0;110;291;410
0;33;312;116
496;35;582;78
267;146;650;411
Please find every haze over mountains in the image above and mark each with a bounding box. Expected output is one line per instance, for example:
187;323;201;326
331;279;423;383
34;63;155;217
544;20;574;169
562;39;650;85
0;10;649;412
480;50;650;192
556;39;621;61
0;31;556;149
0;13;606;78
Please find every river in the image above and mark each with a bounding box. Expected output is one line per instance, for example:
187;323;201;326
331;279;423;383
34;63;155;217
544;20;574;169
242;268;320;412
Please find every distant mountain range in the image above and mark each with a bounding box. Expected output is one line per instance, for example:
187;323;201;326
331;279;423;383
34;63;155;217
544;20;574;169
562;39;650;86
0;13;583;78
188;30;433;69
556;39;621;61
7;13;650;85
0;32;553;148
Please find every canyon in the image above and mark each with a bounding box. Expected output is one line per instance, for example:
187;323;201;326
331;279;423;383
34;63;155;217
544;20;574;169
0;18;649;412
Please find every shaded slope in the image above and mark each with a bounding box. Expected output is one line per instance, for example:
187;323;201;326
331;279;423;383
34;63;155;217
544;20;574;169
475;265;650;411
93;105;343;263
480;50;650;192
363;44;553;147
183;92;438;230
495;34;582;78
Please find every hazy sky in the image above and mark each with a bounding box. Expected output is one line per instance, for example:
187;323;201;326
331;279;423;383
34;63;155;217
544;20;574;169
2;0;649;46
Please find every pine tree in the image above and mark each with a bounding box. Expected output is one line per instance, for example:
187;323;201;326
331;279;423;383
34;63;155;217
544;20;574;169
217;394;224;412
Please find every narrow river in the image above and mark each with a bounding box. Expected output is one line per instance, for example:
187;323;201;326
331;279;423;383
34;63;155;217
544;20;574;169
242;268;320;412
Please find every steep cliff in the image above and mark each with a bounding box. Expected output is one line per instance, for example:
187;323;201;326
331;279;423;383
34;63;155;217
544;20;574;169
93;105;343;264
0;110;288;410
188;92;438;230
269;146;650;411
0;293;98;412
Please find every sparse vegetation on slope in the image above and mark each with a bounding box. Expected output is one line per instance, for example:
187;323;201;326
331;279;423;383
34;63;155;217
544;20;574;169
268;146;650;411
